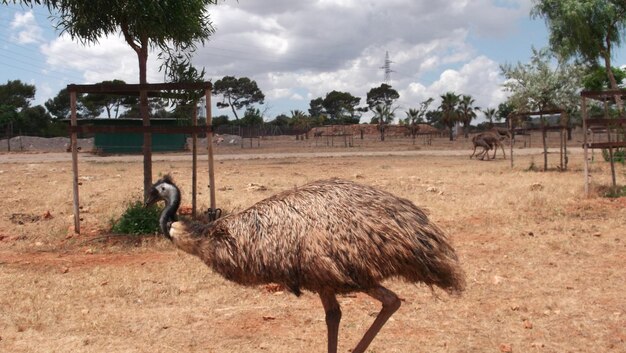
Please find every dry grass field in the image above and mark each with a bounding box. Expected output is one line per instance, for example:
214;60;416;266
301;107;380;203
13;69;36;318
0;133;624;353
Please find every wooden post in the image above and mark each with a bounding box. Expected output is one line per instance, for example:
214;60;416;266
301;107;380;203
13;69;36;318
582;96;590;196
206;89;216;212
192;100;198;218
509;115;514;168
70;91;80;234
607;122;617;188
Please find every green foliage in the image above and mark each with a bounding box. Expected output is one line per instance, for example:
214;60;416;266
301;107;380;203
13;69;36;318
582;66;626;91
439;91;461;140
238;107;264;126
601;185;626;198
601;148;625;163
404;98;433;126
366;84;399;110
110;200;162;235
458;95;480;138
501;47;583;113
531;0;626;66
0;80;35;110
49;0;218;54
308;90;363;124
213;76;265;120
526;158;539;172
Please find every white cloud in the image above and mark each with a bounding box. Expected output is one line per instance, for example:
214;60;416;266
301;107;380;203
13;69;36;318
41;34;163;84
10;11;43;44
26;0;535;118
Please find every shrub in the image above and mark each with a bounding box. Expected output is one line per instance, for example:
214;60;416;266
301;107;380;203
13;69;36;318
601;185;626;198
111;200;162;235
601;148;625;164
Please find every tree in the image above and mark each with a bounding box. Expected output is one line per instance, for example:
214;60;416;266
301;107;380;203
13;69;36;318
308;98;324;119
15;105;52;134
238;107;263;126
439;92;461;141
370;104;398;141
45;88;72;120
79;80;136;119
482;108;497;127
532;0;626;111
309;91;362;125
582;66;626;91
501;47;583;170
496;101;515;123
213;76;265;121
0;80;35;111
0;80;36;143
458;95;480;138
366;84;399;110
38;0;220;199
404;97;434;141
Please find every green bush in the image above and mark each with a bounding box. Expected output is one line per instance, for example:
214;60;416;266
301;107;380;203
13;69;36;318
602;185;626;198
601;148;625;163
111;200;162;235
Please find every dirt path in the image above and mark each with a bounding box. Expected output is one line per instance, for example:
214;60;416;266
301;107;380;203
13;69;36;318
0;147;582;164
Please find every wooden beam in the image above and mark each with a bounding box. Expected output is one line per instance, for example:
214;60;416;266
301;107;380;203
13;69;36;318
584;118;626;127
585;141;626;149
68;125;211;134
581;89;626;99
67;82;212;94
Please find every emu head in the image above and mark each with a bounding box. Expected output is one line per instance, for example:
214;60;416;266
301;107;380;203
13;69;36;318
145;174;180;239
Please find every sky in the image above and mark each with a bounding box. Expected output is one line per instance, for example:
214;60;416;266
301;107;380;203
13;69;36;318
1;0;625;123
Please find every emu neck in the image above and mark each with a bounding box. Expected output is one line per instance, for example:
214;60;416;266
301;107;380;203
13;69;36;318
160;188;180;239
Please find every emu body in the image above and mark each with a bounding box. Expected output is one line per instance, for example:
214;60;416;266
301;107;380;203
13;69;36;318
147;176;465;353
470;132;506;160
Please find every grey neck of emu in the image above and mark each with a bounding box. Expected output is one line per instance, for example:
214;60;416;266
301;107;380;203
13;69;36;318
160;186;180;239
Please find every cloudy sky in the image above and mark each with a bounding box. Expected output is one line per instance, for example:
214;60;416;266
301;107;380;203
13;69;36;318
1;0;625;122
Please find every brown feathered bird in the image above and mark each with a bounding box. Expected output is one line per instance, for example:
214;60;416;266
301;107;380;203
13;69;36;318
146;175;465;353
470;132;506;160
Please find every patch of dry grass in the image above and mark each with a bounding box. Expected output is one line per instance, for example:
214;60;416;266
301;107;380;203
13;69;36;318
0;148;624;352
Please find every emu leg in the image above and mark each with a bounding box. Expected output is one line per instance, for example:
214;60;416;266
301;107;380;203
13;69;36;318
320;289;341;353
470;145;480;159
499;143;506;159
351;286;401;353
479;146;489;160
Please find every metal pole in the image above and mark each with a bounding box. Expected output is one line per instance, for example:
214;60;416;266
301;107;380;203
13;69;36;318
70;91;80;234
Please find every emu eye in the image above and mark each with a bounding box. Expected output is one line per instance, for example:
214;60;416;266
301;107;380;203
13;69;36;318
160;186;165;192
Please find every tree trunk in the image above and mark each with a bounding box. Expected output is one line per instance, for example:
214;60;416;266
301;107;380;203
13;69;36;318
449;126;454;141
541;115;548;172
228;96;239;120
603;44;624;113
138;46;152;202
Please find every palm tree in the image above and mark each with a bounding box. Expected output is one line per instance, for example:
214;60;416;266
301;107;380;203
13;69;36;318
439;92;460;141
482;108;497;128
458;95;480;138
373;104;396;141
290;109;310;139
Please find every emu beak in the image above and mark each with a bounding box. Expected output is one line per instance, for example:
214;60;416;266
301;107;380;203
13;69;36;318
144;189;160;207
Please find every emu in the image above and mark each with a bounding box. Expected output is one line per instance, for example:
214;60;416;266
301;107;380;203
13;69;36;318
470;132;506;160
146;175;465;353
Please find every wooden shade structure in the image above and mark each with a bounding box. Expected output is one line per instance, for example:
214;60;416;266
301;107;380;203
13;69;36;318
581;89;626;196
68;82;216;234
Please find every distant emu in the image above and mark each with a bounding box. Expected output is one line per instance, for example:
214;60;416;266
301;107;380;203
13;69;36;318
470;131;507;160
146;176;465;353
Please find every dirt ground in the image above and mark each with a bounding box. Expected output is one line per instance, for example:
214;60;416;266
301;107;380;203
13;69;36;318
0;133;624;353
